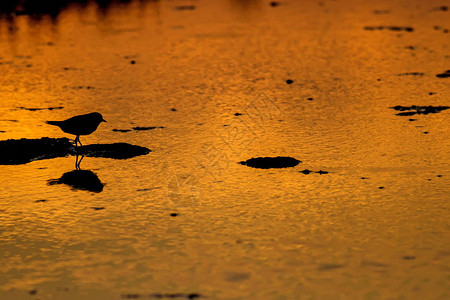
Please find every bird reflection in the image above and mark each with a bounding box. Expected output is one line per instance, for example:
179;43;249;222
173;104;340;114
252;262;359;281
75;154;84;169
48;156;104;193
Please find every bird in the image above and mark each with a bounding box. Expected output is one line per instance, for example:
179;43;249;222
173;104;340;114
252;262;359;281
46;112;106;146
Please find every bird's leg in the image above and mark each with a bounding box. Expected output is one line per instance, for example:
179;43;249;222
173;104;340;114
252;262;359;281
75;155;84;170
74;135;82;147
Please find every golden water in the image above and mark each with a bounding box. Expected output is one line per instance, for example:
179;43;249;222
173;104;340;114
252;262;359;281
0;0;449;299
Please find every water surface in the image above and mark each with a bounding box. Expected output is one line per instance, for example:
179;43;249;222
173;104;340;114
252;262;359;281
0;0;449;299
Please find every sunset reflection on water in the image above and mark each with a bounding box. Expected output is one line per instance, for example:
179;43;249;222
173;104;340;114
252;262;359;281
0;0;449;299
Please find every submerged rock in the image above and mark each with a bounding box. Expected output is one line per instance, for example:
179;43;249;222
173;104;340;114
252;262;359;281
239;156;301;169
0;137;151;165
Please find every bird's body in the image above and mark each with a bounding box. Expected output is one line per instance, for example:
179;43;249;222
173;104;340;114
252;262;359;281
46;112;106;146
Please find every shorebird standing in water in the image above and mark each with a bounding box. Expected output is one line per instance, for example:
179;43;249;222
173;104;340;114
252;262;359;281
46;112;106;146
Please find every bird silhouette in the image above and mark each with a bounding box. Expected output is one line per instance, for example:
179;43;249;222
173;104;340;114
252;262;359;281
46;112;106;146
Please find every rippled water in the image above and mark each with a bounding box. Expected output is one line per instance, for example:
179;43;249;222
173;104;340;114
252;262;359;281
0;0;449;299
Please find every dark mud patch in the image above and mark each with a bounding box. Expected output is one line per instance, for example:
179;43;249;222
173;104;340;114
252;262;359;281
70;86;94;90
300;169;329;175
76;143;151;159
123;293;202;299
270;1;281;7
372;10;390;14
132;126;165;131
137;187;162;192
391;105;450;116
396;72;424;76
0;137;73;165
436;70;450;78
174;5;196;11
364;26;414;32
433;5;448;11
17;106;64;111
239;156;301;169
91;207;105;210
112;129;132;132
318;263;345;271
0;137;150;165
403;256;416;260
48;169;104;193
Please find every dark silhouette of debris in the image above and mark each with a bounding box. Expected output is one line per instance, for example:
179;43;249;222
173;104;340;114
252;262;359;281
112;129;132;132
239;157;301;169
18;106;64;111
133;126;165;131
436;70;450;78
364;26;413;32
396;72;424;76
391;105;450;116
300;169;329;174
91;207;105;210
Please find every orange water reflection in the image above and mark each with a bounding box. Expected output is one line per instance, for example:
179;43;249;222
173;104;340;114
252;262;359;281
0;0;450;299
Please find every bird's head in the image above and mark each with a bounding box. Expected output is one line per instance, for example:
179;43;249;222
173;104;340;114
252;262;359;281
92;112;107;123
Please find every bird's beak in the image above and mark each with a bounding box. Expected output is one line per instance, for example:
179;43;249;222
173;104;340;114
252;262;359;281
102;119;107;122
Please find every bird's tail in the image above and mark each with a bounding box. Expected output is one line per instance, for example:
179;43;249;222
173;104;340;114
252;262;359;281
46;121;61;126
